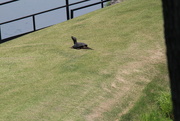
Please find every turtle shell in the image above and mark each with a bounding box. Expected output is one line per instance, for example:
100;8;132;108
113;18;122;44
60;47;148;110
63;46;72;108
72;42;88;49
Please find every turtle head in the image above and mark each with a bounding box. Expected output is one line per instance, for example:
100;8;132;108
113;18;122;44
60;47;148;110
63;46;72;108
71;36;77;44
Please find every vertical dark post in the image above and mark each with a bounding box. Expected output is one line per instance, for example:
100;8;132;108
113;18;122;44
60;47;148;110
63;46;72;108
66;0;70;20
0;26;2;41
32;15;36;31
71;10;74;19
162;0;180;120
101;0;104;8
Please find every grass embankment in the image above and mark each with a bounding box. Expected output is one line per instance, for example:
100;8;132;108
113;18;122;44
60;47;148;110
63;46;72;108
0;0;170;120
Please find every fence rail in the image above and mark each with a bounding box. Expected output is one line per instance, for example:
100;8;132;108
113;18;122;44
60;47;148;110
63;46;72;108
0;0;19;5
71;0;110;19
0;0;110;42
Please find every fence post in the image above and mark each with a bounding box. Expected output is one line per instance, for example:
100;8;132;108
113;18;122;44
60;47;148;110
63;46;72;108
66;0;70;20
101;0;104;8
71;10;74;19
0;26;2;41
32;15;36;31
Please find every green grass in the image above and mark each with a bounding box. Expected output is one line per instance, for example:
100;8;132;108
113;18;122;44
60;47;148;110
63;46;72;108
0;0;169;120
120;64;171;121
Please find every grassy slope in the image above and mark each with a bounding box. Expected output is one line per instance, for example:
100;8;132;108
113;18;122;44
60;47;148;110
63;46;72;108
0;0;169;120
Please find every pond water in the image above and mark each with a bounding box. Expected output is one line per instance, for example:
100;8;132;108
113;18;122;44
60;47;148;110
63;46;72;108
0;0;108;39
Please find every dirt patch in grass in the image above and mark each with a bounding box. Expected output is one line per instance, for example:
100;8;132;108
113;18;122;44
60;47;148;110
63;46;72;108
85;44;166;121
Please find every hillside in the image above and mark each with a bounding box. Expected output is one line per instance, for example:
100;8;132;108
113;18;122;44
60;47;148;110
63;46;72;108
0;0;169;120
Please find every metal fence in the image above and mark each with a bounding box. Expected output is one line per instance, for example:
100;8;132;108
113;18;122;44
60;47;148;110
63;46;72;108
0;0;110;42
0;0;19;5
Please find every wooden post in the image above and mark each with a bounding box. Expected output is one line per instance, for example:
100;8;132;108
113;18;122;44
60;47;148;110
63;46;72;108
162;0;180;120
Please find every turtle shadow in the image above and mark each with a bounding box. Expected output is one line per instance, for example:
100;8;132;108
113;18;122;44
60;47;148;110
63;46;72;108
70;47;93;50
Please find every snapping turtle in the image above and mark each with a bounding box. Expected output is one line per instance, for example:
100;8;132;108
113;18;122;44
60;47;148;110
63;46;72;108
71;36;92;49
